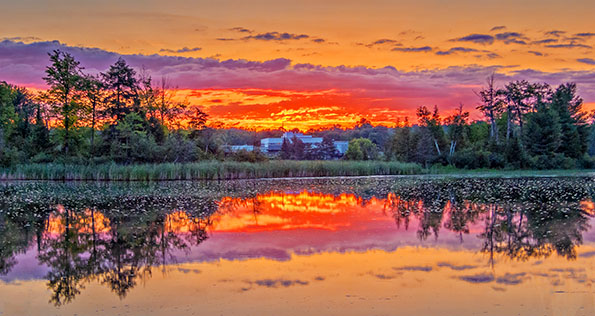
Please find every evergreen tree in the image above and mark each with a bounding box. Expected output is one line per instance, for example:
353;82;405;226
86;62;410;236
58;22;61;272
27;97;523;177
102;58;139;122
524;103;561;157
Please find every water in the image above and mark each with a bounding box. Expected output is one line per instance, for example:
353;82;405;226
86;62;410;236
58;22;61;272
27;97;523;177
0;176;594;316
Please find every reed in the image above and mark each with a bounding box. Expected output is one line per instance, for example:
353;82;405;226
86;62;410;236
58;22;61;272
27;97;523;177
0;160;425;181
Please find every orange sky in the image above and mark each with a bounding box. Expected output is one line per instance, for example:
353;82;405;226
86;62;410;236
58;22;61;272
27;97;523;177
2;0;595;129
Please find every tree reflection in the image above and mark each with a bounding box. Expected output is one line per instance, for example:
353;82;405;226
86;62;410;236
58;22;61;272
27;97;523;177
0;178;594;305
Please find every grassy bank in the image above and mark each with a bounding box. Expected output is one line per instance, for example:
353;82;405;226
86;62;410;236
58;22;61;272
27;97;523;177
0;160;424;181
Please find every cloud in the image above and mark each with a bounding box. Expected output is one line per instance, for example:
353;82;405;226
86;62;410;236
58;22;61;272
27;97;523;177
458;273;494;283
243;32;309;41
575;32;595;38
5;39;595;127
160;47;202;54
364;38;401;48
579;251;595;257
393;265;433;272
437;262;477;271
545;43;592;49
495;32;527;45
392;46;432;53
251;278;309;288
532;39;558;45
496;272;527;285
435;47;478;55
229;27;253;33
311;38;326;43
545;30;566;37
528;51;544;56
490;26;506;32
453;34;495;45
577;58;595;65
0;36;42;43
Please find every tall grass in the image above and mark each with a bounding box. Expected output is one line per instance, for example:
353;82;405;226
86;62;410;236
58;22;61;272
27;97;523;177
0;160;425;181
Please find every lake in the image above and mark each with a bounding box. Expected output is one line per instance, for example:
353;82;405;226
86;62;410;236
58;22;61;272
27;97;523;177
1;176;594;316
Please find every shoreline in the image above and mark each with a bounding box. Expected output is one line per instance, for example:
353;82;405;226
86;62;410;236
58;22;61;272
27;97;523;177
1;161;594;181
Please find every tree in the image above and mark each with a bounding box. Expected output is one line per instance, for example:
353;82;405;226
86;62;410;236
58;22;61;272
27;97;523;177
390;118;413;162
81;74;104;156
344;138;378;160
42;50;84;154
524;103;561;157
416;105;445;156
551;83;587;158
102;58;139;122
476;74;503;143
444;104;469;158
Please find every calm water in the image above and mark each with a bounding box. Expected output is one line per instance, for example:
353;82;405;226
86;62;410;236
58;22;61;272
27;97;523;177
0;176;594;316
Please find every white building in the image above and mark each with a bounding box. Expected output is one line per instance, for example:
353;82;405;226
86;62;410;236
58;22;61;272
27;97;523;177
260;132;348;155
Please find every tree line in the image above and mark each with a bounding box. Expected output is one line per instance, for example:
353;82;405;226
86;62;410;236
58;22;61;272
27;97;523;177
0;50;210;166
1;51;595;169
383;75;594;169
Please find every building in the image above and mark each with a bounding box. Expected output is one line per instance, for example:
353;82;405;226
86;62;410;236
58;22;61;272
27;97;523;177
260;132;349;155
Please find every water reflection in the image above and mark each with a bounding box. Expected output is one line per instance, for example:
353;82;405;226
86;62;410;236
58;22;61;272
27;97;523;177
0;177;594;306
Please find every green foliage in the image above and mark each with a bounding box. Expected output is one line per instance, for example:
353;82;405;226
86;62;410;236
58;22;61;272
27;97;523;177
345;137;379;160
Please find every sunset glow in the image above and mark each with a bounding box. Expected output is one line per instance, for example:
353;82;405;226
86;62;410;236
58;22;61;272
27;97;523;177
3;1;595;129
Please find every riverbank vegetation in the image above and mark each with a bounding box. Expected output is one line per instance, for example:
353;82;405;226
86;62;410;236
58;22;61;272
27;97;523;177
1;51;595;179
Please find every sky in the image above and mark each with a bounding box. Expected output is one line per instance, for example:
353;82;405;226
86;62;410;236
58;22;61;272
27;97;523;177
2;0;595;129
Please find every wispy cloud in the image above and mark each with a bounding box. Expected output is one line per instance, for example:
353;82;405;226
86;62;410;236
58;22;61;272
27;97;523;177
528;50;545;56
490;26;506;32
495;32;527;45
574;32;595;38
243;32;310;41
545;30;566;37
392;46;432;53
160;47;201;53
229;26;253;33
453;34;495;45
545;43;592;49
435;47;479;55
577;58;595;65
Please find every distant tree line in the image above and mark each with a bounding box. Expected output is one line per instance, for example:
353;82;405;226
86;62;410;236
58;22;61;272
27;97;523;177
383;75;594;169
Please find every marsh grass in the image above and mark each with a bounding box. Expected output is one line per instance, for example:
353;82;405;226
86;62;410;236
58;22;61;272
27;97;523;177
0;160;424;181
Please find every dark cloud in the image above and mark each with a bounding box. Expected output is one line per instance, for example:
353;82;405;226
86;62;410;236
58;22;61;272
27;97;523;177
311;38;326;43
496;272;527;285
458;273;494;283
435;47;479;55
495;32;527;45
436;262;477;271
453;34;495;45
532;39;558;45
490;26;506;32
528;51;544;56
243;32;309;41
160;47;201;53
5;39;595;112
216;38;235;41
392;46;432;53
545;30;566;37
579;251;595;257
575;32;595;38
364;38;400;48
545;43;592;49
577;58;595;65
229;27;253;33
393;265;433;272
252;278;309;288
